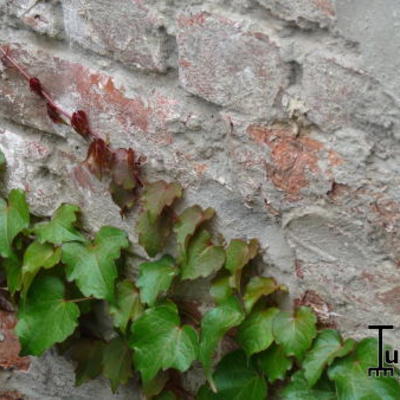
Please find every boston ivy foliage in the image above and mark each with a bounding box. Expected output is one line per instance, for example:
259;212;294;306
0;46;399;399
1;183;400;399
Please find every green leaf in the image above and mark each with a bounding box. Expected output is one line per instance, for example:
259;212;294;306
0;189;30;258
15;275;80;356
280;371;337;400
174;205;215;262
273;306;317;361
199;296;245;386
197;350;267;400
62;226;129;302
0;149;6;171
328;338;400;400
225;239;259;288
303;329;355;387
130;301;198;383
143;372;169;398
33;204;85;245
109;280;143;333
21;241;61;297
210;274;233;305
181;229;225;280
137;181;182;257
70;339;105;386
257;343;293;383
2;252;22;294
236;307;279;356
243;276;283;313
103;336;133;392
137;255;177;306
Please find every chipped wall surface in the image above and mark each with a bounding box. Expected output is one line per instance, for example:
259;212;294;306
1;0;400;398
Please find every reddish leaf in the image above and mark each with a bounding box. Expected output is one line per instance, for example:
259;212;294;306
111;148;142;190
109;148;143;214
46;102;65;124
84;139;113;179
29;77;44;98
71;110;92;139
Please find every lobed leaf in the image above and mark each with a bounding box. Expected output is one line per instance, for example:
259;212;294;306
181;229;225;280
130;301;198;383
257;343;293;383
137;255;177;306
62;226;129;302
303;329;355;387
243;276;284;313
15;275;80;356
0;189;30;258
33;204;85;245
173;205;215;263
109;280;143;333
236;307;279;356
199;296;245;386
273;306;317;361
197;350;267;399
225;239;259;289
137;181;182;257
328;338;400;400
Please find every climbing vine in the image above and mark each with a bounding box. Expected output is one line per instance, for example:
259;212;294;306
0;45;399;400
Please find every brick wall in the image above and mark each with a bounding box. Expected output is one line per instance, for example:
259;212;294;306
1;0;400;398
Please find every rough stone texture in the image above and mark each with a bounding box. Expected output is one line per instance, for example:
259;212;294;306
176;10;290;117
1;0;400;398
257;0;336;28
62;0;172;72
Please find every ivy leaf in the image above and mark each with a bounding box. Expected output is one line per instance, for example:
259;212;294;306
303;329;355;387
143;372;169;398
210;274;233;305
273;306;317;361
173;205;215;262
197;350;267;400
181;229;225;280
0;189;30;258
103;336;134;392
236;307;279;356
2;252;22;294
34;204;85;245
328;338;400;400
130;301;198;383
225;239;259;289
199;296;245;387
109;280;143;333
280;371;337;400
62;226;129;302
70;339;105;386
84;138;113;180
21;241;61;297
110;148;142;212
15;275;80;356
243;276;284;313
137;181;182;257
0;149;6;171
257;343;293;383
137;255;177;306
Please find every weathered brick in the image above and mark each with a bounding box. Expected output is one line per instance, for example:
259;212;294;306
176;11;290;116
3;0;64;38
62;0;170;72
301;52;399;132
0;310;30;371
257;0;336;28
